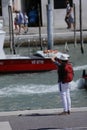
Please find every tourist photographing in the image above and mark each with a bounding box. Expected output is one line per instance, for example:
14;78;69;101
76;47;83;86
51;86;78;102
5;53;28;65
51;53;74;115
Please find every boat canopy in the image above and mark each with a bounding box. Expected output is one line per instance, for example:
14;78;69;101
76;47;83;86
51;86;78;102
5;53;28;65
35;50;70;59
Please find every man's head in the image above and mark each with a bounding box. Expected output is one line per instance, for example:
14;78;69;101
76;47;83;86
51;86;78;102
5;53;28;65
56;53;69;64
66;0;69;4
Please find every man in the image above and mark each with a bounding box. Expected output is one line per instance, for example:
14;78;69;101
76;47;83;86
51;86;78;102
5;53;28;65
65;0;74;29
52;53;74;115
24;12;28;33
18;11;24;34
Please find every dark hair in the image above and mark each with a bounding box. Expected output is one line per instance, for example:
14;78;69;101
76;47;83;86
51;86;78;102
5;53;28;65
61;60;68;63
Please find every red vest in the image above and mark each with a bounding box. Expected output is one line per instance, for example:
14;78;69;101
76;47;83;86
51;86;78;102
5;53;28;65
58;63;74;83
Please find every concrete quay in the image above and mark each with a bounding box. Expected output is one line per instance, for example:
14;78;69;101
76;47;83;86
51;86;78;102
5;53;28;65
3;27;87;47
0;107;87;130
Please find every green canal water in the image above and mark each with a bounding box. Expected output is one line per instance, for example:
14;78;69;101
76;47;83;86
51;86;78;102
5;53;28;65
0;43;87;111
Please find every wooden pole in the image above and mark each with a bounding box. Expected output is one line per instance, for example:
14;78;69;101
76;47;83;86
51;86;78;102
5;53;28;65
79;0;84;54
47;0;53;50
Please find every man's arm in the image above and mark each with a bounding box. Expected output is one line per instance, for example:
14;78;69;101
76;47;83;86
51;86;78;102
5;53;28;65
51;57;60;66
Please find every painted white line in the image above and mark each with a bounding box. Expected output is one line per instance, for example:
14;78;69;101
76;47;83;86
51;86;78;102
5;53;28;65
0;122;12;130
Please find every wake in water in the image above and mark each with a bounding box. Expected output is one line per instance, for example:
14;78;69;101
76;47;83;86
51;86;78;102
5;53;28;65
74;64;87;71
0;79;85;97
0;64;86;97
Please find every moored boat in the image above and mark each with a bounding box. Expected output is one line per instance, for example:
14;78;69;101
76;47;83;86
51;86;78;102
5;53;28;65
0;4;70;74
0;29;69;74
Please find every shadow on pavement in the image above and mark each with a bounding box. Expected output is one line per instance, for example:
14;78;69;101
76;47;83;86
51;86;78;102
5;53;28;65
18;113;58;117
29;128;58;130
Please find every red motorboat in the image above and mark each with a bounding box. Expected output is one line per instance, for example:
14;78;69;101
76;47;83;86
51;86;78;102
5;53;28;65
0;55;57;74
0;5;70;74
0;29;70;74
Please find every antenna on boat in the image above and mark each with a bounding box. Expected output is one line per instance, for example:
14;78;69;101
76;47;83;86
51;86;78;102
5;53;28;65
8;4;16;54
43;38;47;50
65;41;69;52
28;39;31;56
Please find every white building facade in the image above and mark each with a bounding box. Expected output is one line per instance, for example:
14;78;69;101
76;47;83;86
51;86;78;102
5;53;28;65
0;0;87;30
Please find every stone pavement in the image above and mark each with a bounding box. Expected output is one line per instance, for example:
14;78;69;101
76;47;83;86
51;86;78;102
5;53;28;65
0;107;87;130
3;27;87;47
